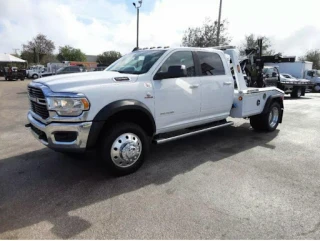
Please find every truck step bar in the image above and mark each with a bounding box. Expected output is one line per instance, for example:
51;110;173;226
154;121;234;144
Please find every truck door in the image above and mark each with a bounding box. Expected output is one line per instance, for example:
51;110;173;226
152;50;201;132
195;51;234;120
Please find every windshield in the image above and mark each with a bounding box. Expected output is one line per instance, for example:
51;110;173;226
106;50;167;74
316;70;320;77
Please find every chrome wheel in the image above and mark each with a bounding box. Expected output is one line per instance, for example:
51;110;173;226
268;107;279;128
297;88;302;97
110;133;142;168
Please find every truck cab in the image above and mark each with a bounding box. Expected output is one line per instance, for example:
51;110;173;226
305;69;320;91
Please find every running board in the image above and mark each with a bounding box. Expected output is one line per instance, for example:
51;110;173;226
154;121;234;144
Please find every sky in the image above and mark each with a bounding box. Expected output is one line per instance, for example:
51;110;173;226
0;0;320;58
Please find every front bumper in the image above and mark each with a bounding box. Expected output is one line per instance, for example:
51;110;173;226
27;111;92;152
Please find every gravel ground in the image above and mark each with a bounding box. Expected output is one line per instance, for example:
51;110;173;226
0;78;320;239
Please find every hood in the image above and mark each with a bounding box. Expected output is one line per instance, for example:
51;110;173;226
33;71;139;92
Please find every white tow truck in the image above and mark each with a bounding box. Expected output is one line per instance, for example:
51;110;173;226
26;65;45;79
26;46;284;175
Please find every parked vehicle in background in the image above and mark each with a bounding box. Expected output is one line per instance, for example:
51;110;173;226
62;61;97;70
262;66;314;98
55;66;84;75
26;65;45;79
93;66;106;71
264;61;320;91
4;67;26;81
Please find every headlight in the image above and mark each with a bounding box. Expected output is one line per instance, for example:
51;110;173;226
47;97;90;116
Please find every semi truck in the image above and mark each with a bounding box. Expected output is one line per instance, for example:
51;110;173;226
26;46;284;176
264;61;320;92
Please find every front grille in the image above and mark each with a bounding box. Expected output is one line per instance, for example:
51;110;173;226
28;86;45;98
28;86;49;119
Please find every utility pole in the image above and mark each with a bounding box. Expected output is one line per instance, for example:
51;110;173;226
13;48;20;56
216;0;223;46
132;0;143;49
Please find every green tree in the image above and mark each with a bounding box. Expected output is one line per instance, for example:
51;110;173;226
299;49;320;69
57;45;86;62
181;18;231;47
22;34;55;63
97;51;122;66
20;50;34;64
239;34;275;56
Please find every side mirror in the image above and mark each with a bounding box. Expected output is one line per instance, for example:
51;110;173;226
154;65;187;80
272;72;277;77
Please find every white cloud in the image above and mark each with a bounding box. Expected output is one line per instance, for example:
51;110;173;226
0;0;320;57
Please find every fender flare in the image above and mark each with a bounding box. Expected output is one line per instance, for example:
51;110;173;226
86;99;156;149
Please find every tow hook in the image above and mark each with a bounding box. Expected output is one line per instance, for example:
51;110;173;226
25;123;31;128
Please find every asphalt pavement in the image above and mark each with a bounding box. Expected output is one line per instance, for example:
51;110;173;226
0;78;320;239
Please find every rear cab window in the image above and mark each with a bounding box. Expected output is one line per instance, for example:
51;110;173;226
196;51;226;76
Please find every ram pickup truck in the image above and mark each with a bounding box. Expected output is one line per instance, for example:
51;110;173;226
26;46;284;175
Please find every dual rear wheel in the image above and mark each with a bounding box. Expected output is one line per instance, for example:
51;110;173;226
250;102;281;132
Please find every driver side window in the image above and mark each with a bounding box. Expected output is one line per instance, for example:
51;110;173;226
307;71;313;77
157;51;195;77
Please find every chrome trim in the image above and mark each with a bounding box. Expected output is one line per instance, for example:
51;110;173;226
155;121;234;144
27;112;92;151
269;107;279;128
28;81;86;98
27;82;90;123
110;133;142;168
29;110;89;124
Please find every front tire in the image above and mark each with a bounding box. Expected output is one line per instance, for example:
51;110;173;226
32;74;38;79
250;102;281;132
99;122;150;176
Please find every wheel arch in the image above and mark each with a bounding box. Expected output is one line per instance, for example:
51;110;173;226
86;99;156;149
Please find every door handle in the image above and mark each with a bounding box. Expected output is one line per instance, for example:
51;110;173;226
189;84;200;89
223;81;232;85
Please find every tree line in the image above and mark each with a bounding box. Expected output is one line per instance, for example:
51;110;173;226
15;34;122;66
181;17;320;69
13;21;320;70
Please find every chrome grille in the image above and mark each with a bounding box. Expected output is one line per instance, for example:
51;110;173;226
28;86;49;119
